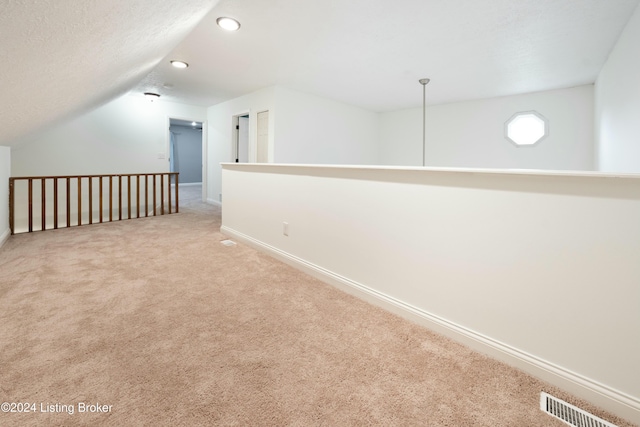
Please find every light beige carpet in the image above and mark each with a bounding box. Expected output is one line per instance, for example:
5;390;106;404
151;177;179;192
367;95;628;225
0;186;635;426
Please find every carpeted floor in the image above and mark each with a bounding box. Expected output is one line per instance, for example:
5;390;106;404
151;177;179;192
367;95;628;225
0;185;634;426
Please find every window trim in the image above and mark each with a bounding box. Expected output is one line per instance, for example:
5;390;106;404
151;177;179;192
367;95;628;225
504;110;549;147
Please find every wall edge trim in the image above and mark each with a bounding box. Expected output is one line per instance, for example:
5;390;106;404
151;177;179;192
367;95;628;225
220;224;640;424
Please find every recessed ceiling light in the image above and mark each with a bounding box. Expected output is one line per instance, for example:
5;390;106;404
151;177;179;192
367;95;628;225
144;92;160;101
170;60;189;69
216;17;240;31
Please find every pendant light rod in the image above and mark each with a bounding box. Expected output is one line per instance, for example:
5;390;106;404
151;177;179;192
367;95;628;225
419;78;430;167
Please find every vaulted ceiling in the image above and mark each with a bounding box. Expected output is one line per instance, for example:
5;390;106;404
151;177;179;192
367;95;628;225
0;0;218;146
2;0;639;147
136;0;640;111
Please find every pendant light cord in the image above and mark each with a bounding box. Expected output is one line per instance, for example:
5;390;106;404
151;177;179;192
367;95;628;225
419;78;430;167
422;82;426;167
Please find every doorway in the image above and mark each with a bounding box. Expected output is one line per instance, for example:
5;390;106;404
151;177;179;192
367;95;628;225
231;111;269;163
167;117;206;202
232;114;249;163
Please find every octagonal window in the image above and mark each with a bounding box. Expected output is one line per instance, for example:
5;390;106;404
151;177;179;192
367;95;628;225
505;111;548;147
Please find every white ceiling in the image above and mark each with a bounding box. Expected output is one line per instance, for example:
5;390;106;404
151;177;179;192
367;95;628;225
2;0;639;147
0;0;218;146
135;0;640;112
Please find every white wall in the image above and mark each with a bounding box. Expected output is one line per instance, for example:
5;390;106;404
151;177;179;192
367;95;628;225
273;86;379;165
11;94;207;176
379;85;594;170
207;85;379;205
595;4;640;173
8;94;205;233
0;146;10;246
206;86;276;205
221;164;640;424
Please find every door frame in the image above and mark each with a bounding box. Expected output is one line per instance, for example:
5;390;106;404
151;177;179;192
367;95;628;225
166;115;207;202
231;111;251;163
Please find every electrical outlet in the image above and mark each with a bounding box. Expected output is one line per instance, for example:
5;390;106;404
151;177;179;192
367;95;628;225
157;152;165;159
283;222;289;236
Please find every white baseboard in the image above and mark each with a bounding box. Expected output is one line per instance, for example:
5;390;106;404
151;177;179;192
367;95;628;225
206;198;222;207
172;182;202;187
220;225;640;425
0;228;9;249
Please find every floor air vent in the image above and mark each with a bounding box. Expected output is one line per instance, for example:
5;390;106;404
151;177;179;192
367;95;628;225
540;392;618;427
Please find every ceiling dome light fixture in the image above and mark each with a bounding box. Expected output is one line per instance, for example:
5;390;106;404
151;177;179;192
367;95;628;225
170;60;189;69
216;17;241;31
144;92;160;101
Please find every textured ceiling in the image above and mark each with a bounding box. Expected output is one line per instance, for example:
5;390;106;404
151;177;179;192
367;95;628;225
0;0;218;146
2;0;639;147
136;0;640;112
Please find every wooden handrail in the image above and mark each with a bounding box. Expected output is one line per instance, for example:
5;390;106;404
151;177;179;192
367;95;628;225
11;173;177;179
8;173;179;235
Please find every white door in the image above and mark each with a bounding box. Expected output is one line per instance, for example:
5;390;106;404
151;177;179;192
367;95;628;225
257;111;269;163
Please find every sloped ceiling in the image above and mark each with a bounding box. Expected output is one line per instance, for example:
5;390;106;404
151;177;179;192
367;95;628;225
2;0;639;147
136;0;640;112
0;0;218;147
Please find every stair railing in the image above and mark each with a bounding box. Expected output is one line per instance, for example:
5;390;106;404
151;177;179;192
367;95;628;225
8;173;179;234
